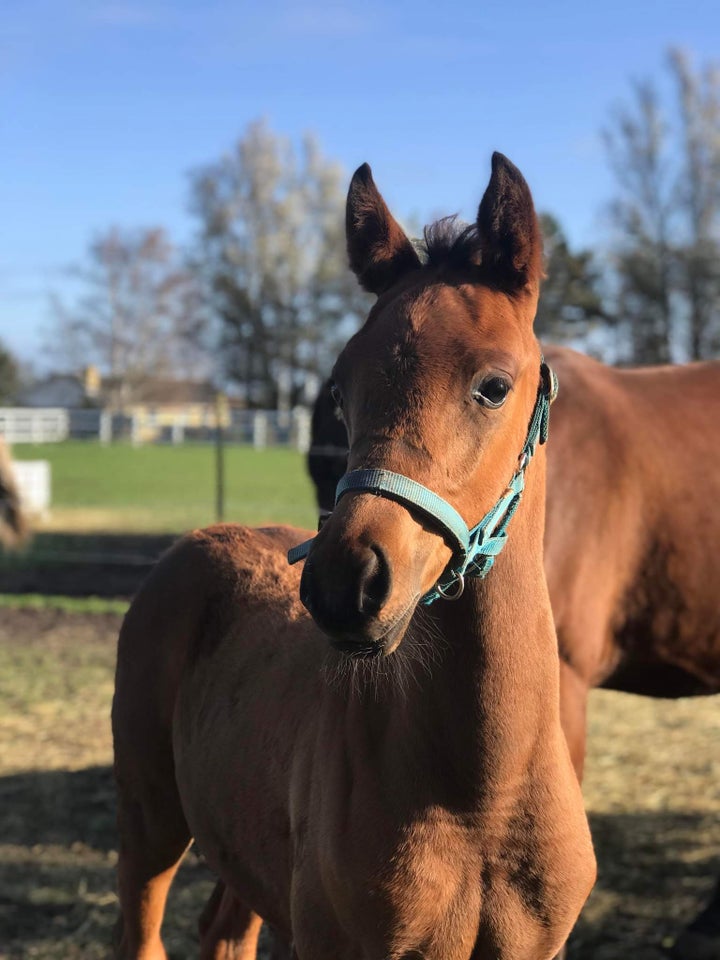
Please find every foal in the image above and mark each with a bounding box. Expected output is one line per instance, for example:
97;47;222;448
112;154;595;960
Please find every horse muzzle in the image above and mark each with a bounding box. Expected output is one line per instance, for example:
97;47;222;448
299;536;419;656
299;539;388;634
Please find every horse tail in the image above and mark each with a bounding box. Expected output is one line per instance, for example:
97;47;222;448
0;439;29;548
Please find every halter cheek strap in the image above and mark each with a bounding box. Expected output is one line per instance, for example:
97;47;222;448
288;361;558;606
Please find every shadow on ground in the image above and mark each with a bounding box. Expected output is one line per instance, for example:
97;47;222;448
0;765;718;959
0;533;177;597
0;766;213;960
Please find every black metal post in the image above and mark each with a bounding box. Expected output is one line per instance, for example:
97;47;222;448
215;393;225;523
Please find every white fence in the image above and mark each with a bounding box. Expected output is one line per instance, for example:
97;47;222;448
0;408;69;443
0;406;312;452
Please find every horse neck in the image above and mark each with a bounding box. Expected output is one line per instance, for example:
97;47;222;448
341;453;561;809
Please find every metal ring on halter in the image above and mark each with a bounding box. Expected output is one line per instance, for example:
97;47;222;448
434;574;465;601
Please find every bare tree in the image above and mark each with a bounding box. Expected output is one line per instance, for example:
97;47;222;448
672;49;720;358
50;227;206;406
189;120;370;407
604;51;720;363
604;81;676;363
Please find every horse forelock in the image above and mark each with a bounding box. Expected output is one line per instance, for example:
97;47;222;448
422;215;481;269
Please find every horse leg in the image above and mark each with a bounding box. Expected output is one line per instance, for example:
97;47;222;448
198;880;264;960
111;543;224;959
551;660;591;960
671;877;720;960
113;633;192;959
198;883;296;960
113;767;192;960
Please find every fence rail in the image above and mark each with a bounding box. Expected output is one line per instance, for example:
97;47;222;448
0;407;312;451
0;408;69;443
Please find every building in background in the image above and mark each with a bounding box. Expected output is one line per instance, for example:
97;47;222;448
15;367;227;443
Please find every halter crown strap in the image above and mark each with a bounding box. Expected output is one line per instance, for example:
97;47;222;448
288;360;557;604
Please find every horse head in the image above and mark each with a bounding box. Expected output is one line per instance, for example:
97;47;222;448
299;153;546;656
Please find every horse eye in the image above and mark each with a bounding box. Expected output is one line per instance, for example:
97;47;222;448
473;376;510;409
330;383;343;409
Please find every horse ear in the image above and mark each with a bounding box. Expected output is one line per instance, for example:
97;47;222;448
476;152;542;294
346;164;421;295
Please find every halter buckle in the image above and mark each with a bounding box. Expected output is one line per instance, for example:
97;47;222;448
434;573;465;601
540;360;559;403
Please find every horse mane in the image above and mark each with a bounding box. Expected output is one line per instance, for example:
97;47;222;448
419;216;482;270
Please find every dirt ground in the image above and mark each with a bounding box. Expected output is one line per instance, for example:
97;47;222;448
0;607;718;959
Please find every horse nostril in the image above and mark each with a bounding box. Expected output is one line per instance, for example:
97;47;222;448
300;543;392;635
358;545;392;616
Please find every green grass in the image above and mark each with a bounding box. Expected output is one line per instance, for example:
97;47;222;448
0;594;129;615
12;441;317;533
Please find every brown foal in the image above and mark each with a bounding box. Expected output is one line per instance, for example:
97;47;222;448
112;154;595;960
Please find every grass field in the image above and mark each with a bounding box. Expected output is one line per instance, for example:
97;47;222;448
12;441;317;533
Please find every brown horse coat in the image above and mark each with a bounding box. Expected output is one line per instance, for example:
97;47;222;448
112;154;595;960
541;346;720;765
545;348;720;960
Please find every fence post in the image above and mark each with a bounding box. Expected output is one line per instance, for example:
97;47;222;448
13;460;51;518
253;411;267;450
131;414;141;447
215;394;225;522
171;419;185;445
99;411;112;445
293;407;311;453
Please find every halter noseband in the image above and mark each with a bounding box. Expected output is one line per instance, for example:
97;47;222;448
288;361;558;606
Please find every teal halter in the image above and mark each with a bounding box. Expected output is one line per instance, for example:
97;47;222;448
288;361;558;606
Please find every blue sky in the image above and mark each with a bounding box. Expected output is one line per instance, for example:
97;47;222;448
2;0;719;364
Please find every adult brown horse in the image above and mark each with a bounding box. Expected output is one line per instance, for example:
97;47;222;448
309;345;720;959
112;154;596;960
0;437;28;548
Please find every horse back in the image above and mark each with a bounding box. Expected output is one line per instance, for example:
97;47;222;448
112;523;315;810
543;346;720;695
